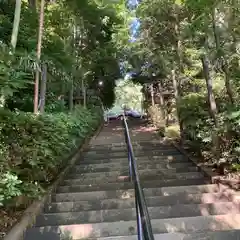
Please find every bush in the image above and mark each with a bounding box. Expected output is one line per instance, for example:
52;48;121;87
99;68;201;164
0;106;102;207
178;93;210;144
165;125;180;139
178;92;240;168
148;105;165;130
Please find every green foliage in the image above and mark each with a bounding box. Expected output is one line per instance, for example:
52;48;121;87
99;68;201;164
0;44;33;100
0;173;22;207
148;105;165;130
0;0;130;109
0;106;102;207
231;163;240;171
0;1;131;231
178;93;210;142
165;125;180;139
115;78;143;112
0;0;130;212
132;0;240;173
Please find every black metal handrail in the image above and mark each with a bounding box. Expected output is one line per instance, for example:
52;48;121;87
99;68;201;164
122;113;155;240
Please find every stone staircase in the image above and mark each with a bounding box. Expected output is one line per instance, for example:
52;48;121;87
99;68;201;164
23;121;240;240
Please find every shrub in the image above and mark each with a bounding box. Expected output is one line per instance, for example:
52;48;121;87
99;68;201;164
148;105;165;130
0;106;102;207
178;92;210;144
165;125;180;139
178;92;240;168
0;172;22;207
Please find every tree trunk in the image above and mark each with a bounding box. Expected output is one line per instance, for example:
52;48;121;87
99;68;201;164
172;69;183;137
158;81;165;120
201;55;218;125
28;0;36;9
68;79;74;111
201;54;220;159
83;87;86;107
174;15;185;141
34;0;45;113
230;1;238;55
222;61;234;104
3;0;22;107
59;80;65;111
212;7;234;104
212;8;221;53
39;64;47;113
11;0;22;51
75;87;80;105
150;84;155;106
69;22;77;109
82;78;86;108
174;14;184;73
141;91;145;118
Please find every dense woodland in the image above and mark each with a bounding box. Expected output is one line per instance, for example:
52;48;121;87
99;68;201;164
131;0;240;177
0;0;131;233
0;0;240;235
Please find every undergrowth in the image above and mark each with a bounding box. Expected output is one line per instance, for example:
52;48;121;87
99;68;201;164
148;96;240;175
0;106;102;208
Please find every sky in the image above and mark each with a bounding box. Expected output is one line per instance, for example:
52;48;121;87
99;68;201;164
130;18;140;40
128;0;139;6
128;0;140;41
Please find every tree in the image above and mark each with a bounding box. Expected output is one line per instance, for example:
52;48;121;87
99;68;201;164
11;0;22;51
115;78;143;112
130;0;240;171
34;0;45;113
0;0;129;111
0;0;131;228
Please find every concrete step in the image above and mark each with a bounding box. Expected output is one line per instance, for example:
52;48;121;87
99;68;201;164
67;167;199;180
76;155;187;165
24;214;240;239
52;184;221;202
62;172;204;185
99;143;175;148
83;149;181;160
36;202;239;226
57;178;207;193
86;147;175;153
78;230;240;240
85;147;180;155
70;162;194;174
88;142;126;149
87;141;173;150
45;191;235;213
84;147;127;153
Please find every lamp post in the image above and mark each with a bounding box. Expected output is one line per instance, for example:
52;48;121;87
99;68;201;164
97;80;103;106
98;80;108;125
98;80;103;87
